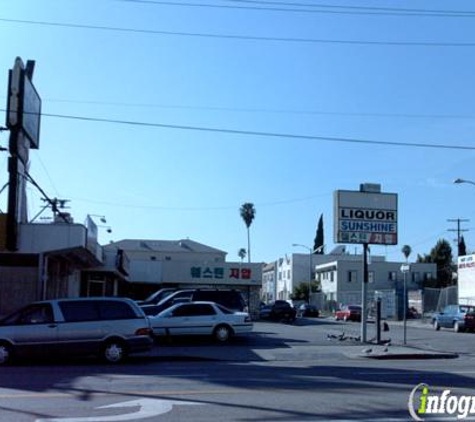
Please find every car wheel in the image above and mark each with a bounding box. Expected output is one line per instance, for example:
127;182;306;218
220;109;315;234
454;321;462;333
0;342;13;365
433;320;440;331
214;325;232;342
103;340;127;363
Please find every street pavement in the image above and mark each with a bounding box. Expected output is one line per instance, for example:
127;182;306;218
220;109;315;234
1;317;475;421
149;317;463;362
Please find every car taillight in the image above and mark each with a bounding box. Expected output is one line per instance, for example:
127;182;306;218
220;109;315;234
135;327;153;336
245;316;251;322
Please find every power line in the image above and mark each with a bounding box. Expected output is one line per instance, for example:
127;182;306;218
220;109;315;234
22;97;475;120
1;17;475;47
68;191;331;211
31;150;61;197
115;0;475;17
2;108;474;151
224;0;475;17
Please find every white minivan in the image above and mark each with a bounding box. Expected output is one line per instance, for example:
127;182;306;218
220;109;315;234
0;297;153;365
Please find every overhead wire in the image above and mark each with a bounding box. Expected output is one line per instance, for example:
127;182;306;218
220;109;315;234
31;150;61;197
115;0;475;17
1;17;475;47
3;109;473;151
68;191;332;211
19;97;475;121
223;0;475;17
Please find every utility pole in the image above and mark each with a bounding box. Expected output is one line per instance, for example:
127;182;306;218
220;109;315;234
447;218;469;256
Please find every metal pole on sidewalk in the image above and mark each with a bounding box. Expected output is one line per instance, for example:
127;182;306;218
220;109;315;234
400;262;410;345
361;243;369;343
403;270;407;345
376;298;381;344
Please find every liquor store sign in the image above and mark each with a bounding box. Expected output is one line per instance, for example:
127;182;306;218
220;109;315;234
334;189;398;245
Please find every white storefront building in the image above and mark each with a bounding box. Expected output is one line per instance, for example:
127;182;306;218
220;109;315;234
96;239;263;316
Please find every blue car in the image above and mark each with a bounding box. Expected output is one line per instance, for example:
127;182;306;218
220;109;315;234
432;305;475;333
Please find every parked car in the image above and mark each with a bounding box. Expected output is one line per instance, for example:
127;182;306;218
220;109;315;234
259;300;297;322
335;305;362;322
136;288;177;306
140;289;195;316
148;301;253;342
0;297;153;365
297;304;320;318
432;304;475;332
191;289;247;312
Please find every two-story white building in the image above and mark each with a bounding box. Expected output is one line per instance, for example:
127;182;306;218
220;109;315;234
316;257;436;318
262;246;357;302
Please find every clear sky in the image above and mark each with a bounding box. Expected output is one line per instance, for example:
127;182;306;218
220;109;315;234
1;0;475;264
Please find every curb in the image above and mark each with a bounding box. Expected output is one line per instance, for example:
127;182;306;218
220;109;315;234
361;352;459;360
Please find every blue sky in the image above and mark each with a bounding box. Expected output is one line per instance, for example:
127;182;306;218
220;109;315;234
1;0;475;263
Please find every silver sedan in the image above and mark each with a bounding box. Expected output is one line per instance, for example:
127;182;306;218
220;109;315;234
148;301;253;342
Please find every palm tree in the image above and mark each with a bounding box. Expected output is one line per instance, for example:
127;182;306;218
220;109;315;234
402;245;412;262
239;203;256;263
238;248;247;262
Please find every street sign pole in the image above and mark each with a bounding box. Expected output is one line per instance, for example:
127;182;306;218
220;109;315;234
400;263;410;345
361;243;369;343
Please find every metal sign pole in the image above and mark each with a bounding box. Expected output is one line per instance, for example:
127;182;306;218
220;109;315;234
403;270;407;345
361;243;369;343
400;263;410;345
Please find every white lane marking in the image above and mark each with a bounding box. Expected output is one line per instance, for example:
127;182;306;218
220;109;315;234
35;398;202;422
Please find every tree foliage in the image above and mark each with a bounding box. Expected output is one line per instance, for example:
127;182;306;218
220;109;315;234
238;248;246;261
417;239;454;287
401;245;412;261
291;280;320;302
459;235;467;256
239;203;256;228
313;214;324;254
239;202;256;263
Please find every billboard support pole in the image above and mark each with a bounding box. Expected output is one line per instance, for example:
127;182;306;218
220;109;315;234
361;243;369;343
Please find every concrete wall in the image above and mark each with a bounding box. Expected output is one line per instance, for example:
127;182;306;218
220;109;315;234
19;223;88;254
0;267;38;315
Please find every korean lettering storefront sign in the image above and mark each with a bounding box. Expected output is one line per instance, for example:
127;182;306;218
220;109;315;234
190;266;252;280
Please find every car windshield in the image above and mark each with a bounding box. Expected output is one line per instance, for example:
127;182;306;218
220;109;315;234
216;304;234;314
143;289;174;303
460;306;475;314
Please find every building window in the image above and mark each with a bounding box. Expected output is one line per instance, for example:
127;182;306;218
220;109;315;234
348;271;357;282
412;272;420;283
368;271;374;283
165;256;171;261
150;256;157;261
287;270;291;279
389;271;397;281
424;272;433;281
330;272;334;282
279;272;282;280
